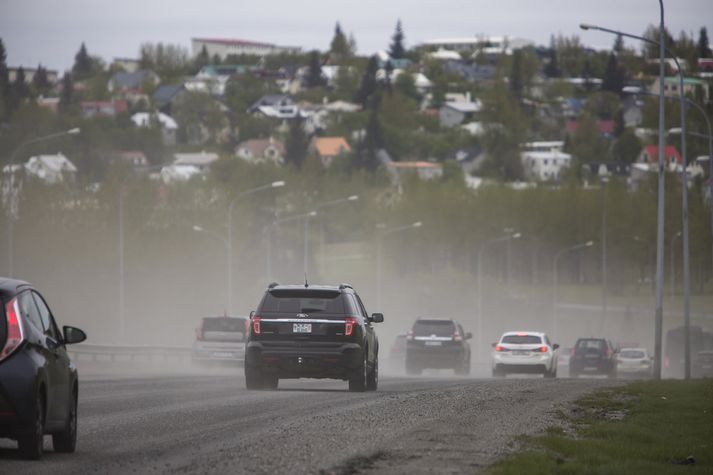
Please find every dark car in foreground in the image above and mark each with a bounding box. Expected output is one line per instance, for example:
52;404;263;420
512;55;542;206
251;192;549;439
0;277;86;459
405;319;472;375
192;315;249;365
569;337;617;378
244;283;383;391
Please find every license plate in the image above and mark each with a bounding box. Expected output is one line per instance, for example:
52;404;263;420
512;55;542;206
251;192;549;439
513;351;529;356
425;341;442;346
293;323;312;333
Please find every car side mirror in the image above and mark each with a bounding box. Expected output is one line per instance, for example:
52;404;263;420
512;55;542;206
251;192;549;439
553;343;560;350
465;332;473;340
63;326;87;345
370;313;384;323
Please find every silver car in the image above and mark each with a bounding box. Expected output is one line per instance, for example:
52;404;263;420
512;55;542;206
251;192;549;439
616;347;652;378
192;316;249;364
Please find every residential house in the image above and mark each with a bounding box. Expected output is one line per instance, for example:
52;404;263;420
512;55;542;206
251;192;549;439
631;145;701;190
107;150;149;168
107;70;159;92
235;137;285;165
442;61;497;82
427;49;462;61
386;161;444;181
152;84;187;114
649;76;710;103
191;38;300;60
309;137;351;167
637;144;682;167
80;99;128;118
173;151;220;171
520;141;572;181
249;94;300;119
439;94;482;128
23;153;77;184
131;111;178;146
111;58;141;73
566;119;615;139
420;35;533;56
8;67;59;84
185;64;254;96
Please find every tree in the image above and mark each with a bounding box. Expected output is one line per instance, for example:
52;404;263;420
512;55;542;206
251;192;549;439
12;66;29;102
582;58;594;92
544;36;561;78
612;129;642;164
59;72;75;114
32;64;51;95
355;55;379;107
613;34;624;55
172;91;227;144
355;106;383;171
601;52;625;94
329;22;351;61
305;50;326;88
509;49;524;99
0;38;9;119
285;117;309;168
642;25;674;59
194;45;210;71
388;20;406;59
72;42;93;80
394;72;419;102
698;27;712;58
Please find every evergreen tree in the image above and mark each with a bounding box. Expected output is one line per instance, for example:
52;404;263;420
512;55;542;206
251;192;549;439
356;105;383;172
602;52;624;94
544;36;560;78
329;22;351;61
697;27;712;58
305;50;326;88
582;58;594;92
642;25;674;58
194;45;210;71
73;42;93;79
12;66;29;101
613;34;624;55
285;117;309;168
509;49;524;99
388;20;406;59
355;55;379;107
0;39;9;100
59;72;75;113
32;64;51;94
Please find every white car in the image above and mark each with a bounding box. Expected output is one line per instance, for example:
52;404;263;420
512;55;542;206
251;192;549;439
492;331;559;378
616;347;652;378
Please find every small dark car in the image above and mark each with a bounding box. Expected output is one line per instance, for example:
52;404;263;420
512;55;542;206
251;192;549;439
244;283;383;391
0;277;86;459
569;337;617;378
405;318;472;375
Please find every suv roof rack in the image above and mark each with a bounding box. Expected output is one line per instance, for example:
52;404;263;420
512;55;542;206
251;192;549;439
267;282;279;289
338;283;353;290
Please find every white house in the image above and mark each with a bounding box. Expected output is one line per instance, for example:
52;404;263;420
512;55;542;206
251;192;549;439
235;137;285;165
520;141;572;181
131;112;178;146
191;38;300;60
173;151;220;171
23;153;77;184
439;94;482;128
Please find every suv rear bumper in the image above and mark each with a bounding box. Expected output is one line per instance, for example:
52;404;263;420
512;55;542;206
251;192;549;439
405;347;465;368
245;340;364;379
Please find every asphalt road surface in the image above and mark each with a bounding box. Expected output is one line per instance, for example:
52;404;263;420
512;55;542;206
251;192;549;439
0;369;616;474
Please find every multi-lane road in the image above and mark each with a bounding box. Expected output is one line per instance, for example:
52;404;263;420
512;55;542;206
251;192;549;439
0;369;616;474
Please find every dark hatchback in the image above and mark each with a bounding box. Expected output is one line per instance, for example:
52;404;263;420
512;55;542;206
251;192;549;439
0;277;86;459
405;319;472;375
245;283;383;391
569;337;617;378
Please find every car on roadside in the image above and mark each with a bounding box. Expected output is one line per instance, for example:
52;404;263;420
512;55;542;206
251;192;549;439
0;277;87;459
569;337;617;378
615;347;652;378
192;315;249;365
692;350;713;378
404;319;472;375
491;331;559;378
244;283;383;391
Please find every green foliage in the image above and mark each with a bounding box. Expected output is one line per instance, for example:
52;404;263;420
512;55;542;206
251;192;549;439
355;56;379;107
171;91;228;144
567;113;611;163
138;42;191;81
224;74;281;114
698;27;712;59
393;72;420;102
602;52;626;94
388;20;406;60
72;42;94;80
612;129;643;163
285;118;308;168
305;50;326;88
554;35;585;77
329;22;352;62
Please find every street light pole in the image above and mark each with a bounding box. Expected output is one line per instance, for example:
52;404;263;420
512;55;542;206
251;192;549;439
375;221;423;310
601;177;608;321
581;1;673;380
670;230;682;297
226;180;285;311
3;128;80;277
553;241;594;341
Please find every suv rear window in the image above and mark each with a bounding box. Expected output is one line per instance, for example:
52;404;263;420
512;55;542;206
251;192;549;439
413;320;455;337
576;339;605;349
202;317;247;333
502;334;542;344
261;290;346;314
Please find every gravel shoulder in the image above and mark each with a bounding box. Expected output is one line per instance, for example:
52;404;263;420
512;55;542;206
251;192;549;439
0;373;619;474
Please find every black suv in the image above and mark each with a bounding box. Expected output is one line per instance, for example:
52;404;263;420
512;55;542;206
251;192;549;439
405;318;472;375
244;283;383;391
569;337;617;378
0;277;86;459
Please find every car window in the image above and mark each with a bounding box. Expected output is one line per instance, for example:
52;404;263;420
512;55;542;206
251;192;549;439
32;291;60;340
413;320;455;337
17;291;44;333
502;334;542;344
576;339;605;349
261;292;345;314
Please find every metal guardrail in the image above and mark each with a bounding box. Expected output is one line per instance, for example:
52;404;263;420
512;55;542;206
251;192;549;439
69;343;193;362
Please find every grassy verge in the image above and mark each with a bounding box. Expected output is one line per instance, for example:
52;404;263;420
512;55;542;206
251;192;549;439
488;380;713;475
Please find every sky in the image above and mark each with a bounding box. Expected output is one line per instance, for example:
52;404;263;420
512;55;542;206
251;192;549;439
1;0;712;72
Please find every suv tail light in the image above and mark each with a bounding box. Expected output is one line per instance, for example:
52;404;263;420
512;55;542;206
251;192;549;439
344;316;357;336
251;315;261;335
1;298;25;362
406;330;414;341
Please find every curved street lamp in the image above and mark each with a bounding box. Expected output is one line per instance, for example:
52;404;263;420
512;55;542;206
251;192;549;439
4;127;81;277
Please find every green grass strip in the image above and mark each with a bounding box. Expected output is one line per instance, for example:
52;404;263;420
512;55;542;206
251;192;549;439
488;380;713;475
